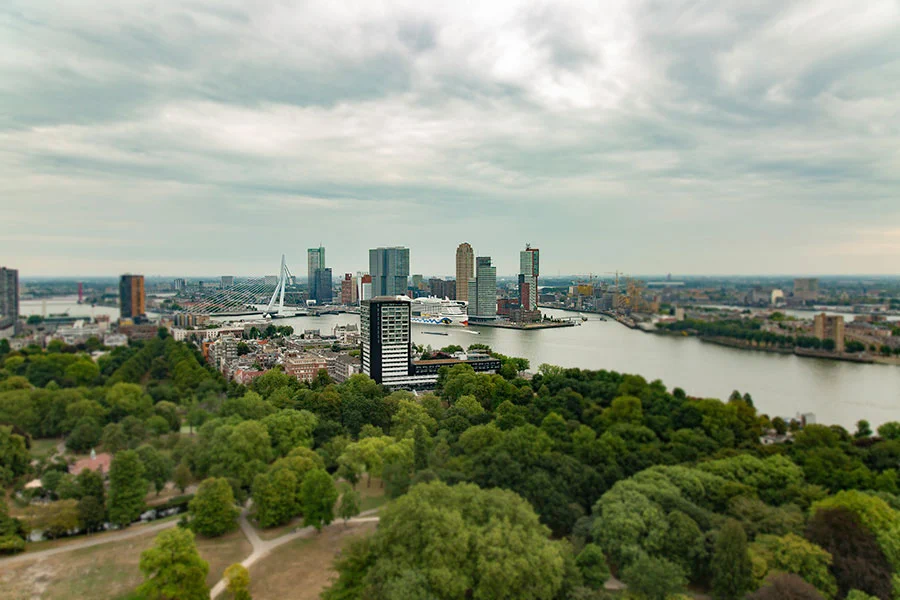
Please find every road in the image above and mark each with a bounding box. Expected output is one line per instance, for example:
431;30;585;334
0;519;179;567
209;509;380;598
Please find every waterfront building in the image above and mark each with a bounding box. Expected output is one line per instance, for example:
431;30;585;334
173;278;186;292
308;247;326;301
411;274;425;291
119;274;145;320
429;278;456;299
369;247;409;296
468;256;497;319
0;267;19;332
518;245;540;312
360;274;373;301
361;296;499;388
313;267;333;304
221;275;234;288
341;273;359;305
813;313;845;352
455;243;474;302
793;278;819;303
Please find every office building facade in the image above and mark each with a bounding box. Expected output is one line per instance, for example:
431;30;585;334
308;247;325;300
468;257;497;319
314;268;333;304
360;274;373;301
455;242;474;302
0;267;19;331
369;247;409;296
341;273;359;305
518;245;540;311
813;313;845;353
361;296;413;386
119;274;146;320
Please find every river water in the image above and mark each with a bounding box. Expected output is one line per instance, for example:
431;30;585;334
19;300;900;430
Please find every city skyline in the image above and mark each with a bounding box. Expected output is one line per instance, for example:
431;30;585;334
2;2;898;277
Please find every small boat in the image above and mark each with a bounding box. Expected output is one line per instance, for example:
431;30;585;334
422;331;449;336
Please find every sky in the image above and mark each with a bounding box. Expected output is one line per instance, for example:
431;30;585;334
1;1;899;278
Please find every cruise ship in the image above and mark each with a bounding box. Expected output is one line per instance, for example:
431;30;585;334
410;297;469;326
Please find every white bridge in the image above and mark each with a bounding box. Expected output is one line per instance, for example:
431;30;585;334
175;254;298;319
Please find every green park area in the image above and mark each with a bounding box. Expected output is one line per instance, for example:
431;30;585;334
1;333;899;599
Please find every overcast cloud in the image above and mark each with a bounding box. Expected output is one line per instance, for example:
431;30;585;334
1;0;898;277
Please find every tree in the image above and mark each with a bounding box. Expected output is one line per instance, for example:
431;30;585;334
337;484;361;525
0;425;29;485
620;554;688;600
66;417;103;453
712;520;752;600
300;468;338;531
751;533;837;599
101;423;129;454
225;563;251;600
747;574;825;600
854;420;872;439
137;445;174;495
25;499;80;539
174;463;192;493
575;543;610;589
138;528;209;600
805;507;893;600
189;477;239;537
261;409;317;457
413;425;428;471
323;481;569;600
78;495;106;533
108;450;148;527
252;469;298;528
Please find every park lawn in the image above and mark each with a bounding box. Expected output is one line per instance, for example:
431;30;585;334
354;477;387;512
29;438;60;458
248;521;377;600
0;524;251;599
194;527;253;587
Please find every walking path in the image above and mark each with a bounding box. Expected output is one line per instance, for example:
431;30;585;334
0;519;179;567
209;509;380;598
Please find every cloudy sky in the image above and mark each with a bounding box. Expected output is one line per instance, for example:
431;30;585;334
1;1;898;277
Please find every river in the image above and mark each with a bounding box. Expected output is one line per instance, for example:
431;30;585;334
19;300;900;430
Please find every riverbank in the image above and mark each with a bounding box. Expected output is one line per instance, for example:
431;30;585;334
469;319;577;330
700;336;878;364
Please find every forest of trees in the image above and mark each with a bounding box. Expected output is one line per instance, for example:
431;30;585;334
2;334;900;599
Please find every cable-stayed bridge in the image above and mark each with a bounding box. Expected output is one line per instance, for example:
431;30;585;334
176;255;299;318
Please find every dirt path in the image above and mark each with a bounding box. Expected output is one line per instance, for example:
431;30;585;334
0;519;179;567
209;510;380;599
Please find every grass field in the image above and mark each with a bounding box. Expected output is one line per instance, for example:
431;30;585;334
28;438;60;459
248;521;376;600
0;525;251;599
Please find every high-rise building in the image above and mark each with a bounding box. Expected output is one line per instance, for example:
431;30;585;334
793;278;819;304
813;313;845;352
361;296;412;386
428;278;456;299
361;295;501;388
518;245;540;311
468;257;497;319
119;274;146;320
308;247;326;300
0;267;19;331
455;243;474;302
369;247;409;296
313;268;333;304
341;273;359;305
361;274;373;301
411;274;424;291
221;275;234;288
173;278;186;293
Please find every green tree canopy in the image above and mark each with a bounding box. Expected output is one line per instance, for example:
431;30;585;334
138;528;209;600
190;477;239;537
